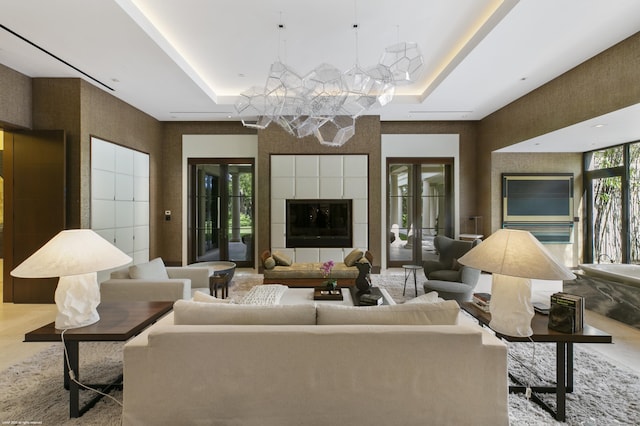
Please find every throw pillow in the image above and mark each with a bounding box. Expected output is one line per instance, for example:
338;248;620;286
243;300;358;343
404;291;443;304
272;251;292;266
263;256;276;270
343;248;364;267
316;300;460;325
193;291;231;304
128;257;169;280
173;300;316;325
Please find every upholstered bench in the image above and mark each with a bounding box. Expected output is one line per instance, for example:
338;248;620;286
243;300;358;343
261;249;373;287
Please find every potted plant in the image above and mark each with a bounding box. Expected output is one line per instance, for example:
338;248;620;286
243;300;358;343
320;260;337;290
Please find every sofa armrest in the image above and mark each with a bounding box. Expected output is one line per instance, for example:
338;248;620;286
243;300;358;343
100;278;192;302
459;266;481;287
166;267;210;288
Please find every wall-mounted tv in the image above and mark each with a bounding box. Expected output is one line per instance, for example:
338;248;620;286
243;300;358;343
502;173;574;223
286;199;352;248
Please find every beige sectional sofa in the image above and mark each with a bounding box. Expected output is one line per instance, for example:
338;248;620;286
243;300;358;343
100;258;210;302
122;299;509;425
261;249;374;287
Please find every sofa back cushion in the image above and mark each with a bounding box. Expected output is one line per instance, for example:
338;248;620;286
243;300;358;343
174;300;317;325
129;257;169;280
316;300;459;325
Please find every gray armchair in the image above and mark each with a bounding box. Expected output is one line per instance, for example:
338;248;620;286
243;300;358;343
422;236;481;302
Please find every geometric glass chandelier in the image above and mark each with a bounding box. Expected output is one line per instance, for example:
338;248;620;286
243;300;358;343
235;33;423;147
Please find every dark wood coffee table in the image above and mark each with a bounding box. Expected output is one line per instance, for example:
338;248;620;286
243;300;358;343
24;301;173;418
461;302;612;421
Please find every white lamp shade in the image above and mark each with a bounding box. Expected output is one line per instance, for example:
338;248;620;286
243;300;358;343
10;229;132;329
457;229;575;281
11;229;132;278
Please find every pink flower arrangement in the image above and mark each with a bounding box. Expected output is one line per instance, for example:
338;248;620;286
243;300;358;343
320;260;335;278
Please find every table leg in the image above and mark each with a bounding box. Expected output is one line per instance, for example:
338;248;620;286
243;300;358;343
556;342;566;422
64;340;81;418
567;343;574;393
412;269;418;296
403;269;409;296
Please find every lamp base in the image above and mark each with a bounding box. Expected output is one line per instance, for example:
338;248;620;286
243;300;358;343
54;272;100;329
489;274;534;337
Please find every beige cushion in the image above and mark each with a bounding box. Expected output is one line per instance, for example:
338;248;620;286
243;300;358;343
129;258;169;280
263;256;276;270
316;300;460;325
193;291;231;304
173;300;317;325
343;248;364;267
272;251;292;266
405;291;443;304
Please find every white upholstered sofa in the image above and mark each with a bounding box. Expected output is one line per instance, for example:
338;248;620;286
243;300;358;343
122;297;509;425
100;258;210;302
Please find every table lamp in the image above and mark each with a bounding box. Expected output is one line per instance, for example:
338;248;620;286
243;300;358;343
457;229;575;337
11;229;132;329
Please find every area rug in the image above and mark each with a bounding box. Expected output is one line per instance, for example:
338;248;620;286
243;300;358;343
2;273;638;425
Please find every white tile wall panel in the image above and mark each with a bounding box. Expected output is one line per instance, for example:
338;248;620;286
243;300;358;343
115;145;134;175
134;226;149;251
271;177;296;199
319;177;343;198
92;169;115;200
271;155;295;177
133;151;149;177
271;223;286;248
319;155;343;177
115;227;135;254
91;141;115;172
296;177;320;198
343;177;368;199
320;248;345;263
295;248;320;263
115;201;134;228
344;155;368;177
352;199;368;223
92;200;116;229
134;176;149;201
134;202;149;226
115;174;134;201
271;199;286;224
295;155;319;177
352;223;368;248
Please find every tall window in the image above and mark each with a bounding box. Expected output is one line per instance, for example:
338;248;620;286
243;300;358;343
584;142;639;264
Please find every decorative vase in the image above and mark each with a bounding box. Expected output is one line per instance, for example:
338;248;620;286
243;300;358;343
325;279;337;290
355;261;372;293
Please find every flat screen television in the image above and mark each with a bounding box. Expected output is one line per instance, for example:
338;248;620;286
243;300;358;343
286;199;352;248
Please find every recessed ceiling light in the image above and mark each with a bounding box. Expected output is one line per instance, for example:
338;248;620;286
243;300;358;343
592;124;606;128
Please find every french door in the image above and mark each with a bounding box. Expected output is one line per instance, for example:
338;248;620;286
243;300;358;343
188;159;254;267
387;158;453;268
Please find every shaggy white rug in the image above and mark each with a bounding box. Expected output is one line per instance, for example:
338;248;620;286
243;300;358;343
2;273;638;425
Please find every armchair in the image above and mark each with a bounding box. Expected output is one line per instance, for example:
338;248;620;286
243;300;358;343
423;236;482;302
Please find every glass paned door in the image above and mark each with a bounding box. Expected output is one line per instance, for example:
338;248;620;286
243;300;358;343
387;159;452;267
630;142;640;264
189;160;254;267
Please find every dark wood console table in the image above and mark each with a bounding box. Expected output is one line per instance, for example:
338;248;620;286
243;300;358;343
461;302;612;421
25;301;173;418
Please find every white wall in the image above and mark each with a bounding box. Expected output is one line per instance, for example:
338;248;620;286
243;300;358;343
380;134;460;269
182;134;259;265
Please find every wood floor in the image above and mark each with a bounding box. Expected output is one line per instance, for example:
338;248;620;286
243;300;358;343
2;266;640;377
